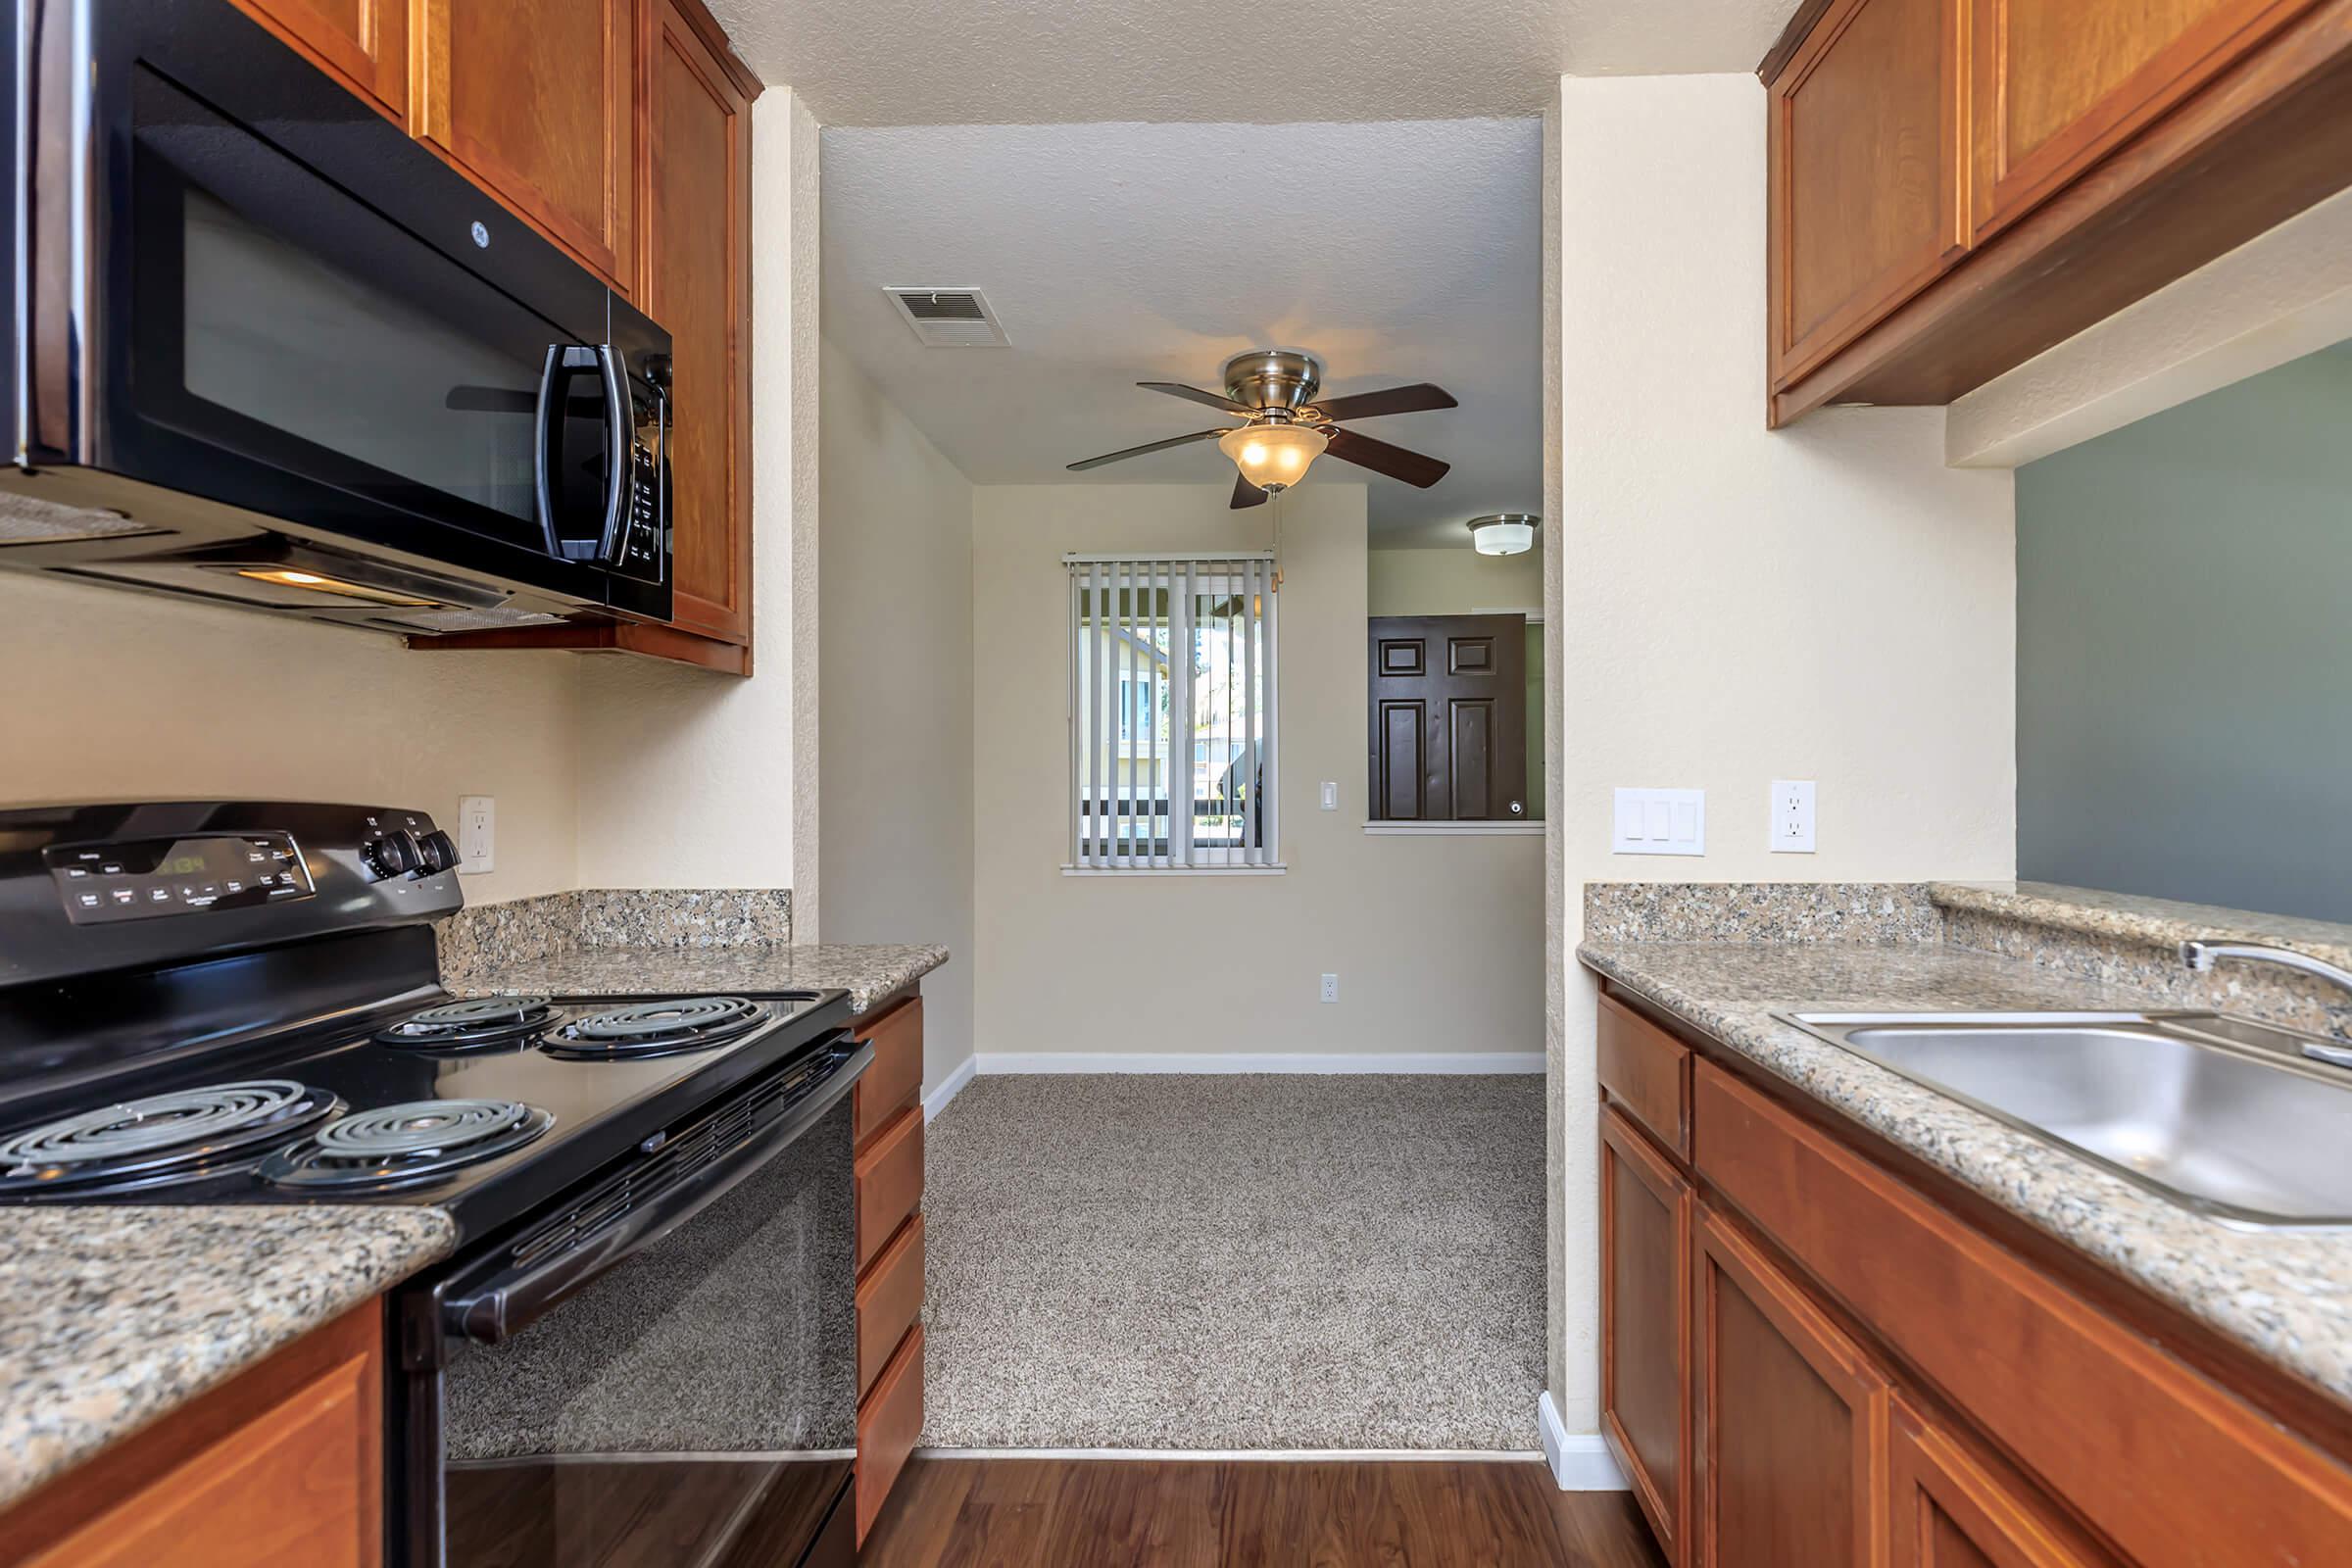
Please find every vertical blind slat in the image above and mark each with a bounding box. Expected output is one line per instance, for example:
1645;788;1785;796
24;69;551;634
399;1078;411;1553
1067;565;1081;867
1243;558;1260;864
1261;562;1280;859
1088;560;1104;866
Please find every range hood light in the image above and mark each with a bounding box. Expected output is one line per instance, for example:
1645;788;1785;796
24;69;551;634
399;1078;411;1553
232;567;442;608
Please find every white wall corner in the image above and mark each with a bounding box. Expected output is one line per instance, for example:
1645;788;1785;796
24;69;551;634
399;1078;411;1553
1539;1392;1627;1492
923;1052;978;1121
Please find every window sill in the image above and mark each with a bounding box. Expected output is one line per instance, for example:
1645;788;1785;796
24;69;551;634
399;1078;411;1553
1061;864;1289;877
1360;821;1545;836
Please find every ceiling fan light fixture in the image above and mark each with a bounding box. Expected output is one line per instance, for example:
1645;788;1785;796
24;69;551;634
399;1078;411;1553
1218;423;1327;492
1468;513;1540;557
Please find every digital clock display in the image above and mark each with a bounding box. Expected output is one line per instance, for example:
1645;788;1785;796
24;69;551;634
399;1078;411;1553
157;852;216;876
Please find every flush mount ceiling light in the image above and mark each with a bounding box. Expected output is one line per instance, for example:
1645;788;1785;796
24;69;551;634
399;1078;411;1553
1468;513;1540;556
1067;350;1457;509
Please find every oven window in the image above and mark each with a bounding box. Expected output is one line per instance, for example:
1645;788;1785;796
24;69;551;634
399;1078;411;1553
180;188;539;524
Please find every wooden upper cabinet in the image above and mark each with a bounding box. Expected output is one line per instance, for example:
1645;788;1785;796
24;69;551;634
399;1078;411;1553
414;0;637;293
1768;0;1968;390
643;0;758;645
1601;1107;1693;1567
1694;1206;1890;1568
1969;0;2322;240
228;0;409;122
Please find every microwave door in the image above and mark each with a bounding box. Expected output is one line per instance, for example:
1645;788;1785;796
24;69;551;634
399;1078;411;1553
533;346;626;563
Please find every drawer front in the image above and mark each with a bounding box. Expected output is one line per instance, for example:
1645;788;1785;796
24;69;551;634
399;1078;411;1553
855;1322;924;1544
854;997;924;1148
1598;991;1691;1157
857;1213;925;1401
1692;1059;2352;1568
855;1106;923;1272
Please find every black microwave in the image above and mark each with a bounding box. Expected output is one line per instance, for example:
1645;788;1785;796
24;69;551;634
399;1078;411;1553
0;0;670;635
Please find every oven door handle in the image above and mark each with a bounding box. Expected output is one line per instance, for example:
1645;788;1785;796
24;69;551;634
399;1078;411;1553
436;1041;872;1348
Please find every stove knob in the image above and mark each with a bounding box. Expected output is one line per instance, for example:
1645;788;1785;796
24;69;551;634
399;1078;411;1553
364;829;422;879
416;829;460;875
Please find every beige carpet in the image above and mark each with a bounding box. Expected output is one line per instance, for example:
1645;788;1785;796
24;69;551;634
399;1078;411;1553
917;1073;1545;1450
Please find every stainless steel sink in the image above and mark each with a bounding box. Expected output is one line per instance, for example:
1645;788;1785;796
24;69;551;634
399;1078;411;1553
1775;1010;2352;1228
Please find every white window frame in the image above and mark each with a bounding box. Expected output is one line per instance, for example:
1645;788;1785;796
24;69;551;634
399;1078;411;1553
1065;552;1282;874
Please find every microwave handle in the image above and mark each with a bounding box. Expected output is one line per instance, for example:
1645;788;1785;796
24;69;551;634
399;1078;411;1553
593;346;630;564
529;345;568;556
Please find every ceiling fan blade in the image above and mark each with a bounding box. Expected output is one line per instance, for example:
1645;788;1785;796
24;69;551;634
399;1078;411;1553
1065;428;1231;471
1312;382;1457;422
1231;473;1269;510
1320;426;1450;488
1139;381;1255;416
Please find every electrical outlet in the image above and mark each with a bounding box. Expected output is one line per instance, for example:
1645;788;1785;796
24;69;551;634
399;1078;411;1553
1770;779;1816;853
1319;973;1339;1004
457;796;496;875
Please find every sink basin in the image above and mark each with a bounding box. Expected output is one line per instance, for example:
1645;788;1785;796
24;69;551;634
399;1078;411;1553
1776;1011;2352;1228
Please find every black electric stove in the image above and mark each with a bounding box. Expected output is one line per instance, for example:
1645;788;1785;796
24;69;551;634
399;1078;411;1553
0;802;865;1567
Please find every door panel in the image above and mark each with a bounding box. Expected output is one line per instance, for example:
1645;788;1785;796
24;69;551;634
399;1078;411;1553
1695;1206;1890;1567
645;0;756;644
1366;614;1527;820
1889;1398;2116;1568
1768;0;1968;388
1970;0;2320;239
416;0;637;292
1602;1107;1693;1565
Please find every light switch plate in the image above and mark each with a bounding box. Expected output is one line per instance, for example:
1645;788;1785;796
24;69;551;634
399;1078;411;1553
1320;781;1339;811
1613;787;1705;856
1770;779;1816;853
457;795;495;875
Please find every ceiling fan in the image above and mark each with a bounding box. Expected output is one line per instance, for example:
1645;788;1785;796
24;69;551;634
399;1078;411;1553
1066;350;1457;509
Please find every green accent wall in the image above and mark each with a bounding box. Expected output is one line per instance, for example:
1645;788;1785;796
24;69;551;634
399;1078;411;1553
2017;337;2352;921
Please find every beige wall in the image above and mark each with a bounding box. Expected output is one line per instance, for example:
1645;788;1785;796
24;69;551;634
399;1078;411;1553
0;573;582;904
1544;73;2018;1429
971;482;1544;1062
819;338;975;1083
1367;545;1544;615
575;88;820;899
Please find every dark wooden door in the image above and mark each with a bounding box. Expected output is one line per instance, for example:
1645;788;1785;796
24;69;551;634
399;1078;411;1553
1367;613;1527;821
1694;1206;1890;1568
1602;1106;1693;1566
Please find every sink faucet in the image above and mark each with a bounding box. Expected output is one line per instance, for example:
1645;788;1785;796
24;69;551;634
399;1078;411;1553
2180;940;2352;1068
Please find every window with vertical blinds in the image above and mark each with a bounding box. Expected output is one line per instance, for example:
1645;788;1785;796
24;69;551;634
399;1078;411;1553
1066;553;1281;871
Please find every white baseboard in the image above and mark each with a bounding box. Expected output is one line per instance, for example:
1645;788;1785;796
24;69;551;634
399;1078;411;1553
1538;1393;1627;1491
916;1446;1546;1463
972;1051;1544;1075
922;1053;978;1121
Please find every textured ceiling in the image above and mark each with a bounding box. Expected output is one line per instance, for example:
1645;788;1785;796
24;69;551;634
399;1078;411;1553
710;0;1805;126
821;120;1543;545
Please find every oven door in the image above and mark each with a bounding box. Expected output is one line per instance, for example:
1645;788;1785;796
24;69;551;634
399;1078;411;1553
396;1039;868;1568
8;0;669;622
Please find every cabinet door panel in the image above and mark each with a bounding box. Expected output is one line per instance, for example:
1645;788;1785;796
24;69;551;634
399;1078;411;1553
1889;1398;2116;1568
1971;0;2322;238
1602;1107;1693;1565
416;0;637;292
1769;0;1968;388
230;0;408;121
645;0;755;644
1695;1206;1889;1568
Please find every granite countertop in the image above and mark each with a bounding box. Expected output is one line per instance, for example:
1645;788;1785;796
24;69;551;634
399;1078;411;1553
1578;937;2352;1406
449;942;949;1017
0;1205;454;1510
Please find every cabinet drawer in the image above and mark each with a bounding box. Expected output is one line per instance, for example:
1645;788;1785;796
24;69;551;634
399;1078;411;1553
1597;991;1690;1157
854;997;923;1148
855;1323;924;1544
856;1107;922;1273
1692;1059;2352;1568
858;1213;925;1401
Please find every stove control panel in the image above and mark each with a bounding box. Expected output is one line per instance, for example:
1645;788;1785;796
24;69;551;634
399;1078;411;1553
45;832;317;925
360;812;459;881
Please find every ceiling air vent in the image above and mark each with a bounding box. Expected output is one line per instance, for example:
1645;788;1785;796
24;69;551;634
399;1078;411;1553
885;287;1008;347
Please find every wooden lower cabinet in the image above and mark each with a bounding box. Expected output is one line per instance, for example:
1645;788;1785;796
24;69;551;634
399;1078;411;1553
1694;1207;1889;1568
850;988;926;1544
0;1303;382;1568
1888;1398;2114;1568
1600;1105;1692;1564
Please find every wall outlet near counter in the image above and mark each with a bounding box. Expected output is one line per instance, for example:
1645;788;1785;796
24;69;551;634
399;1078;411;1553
457;796;495;875
1319;973;1339;1004
1770;779;1816;853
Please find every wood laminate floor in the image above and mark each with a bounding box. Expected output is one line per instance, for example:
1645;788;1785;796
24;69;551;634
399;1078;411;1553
858;1456;1666;1567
